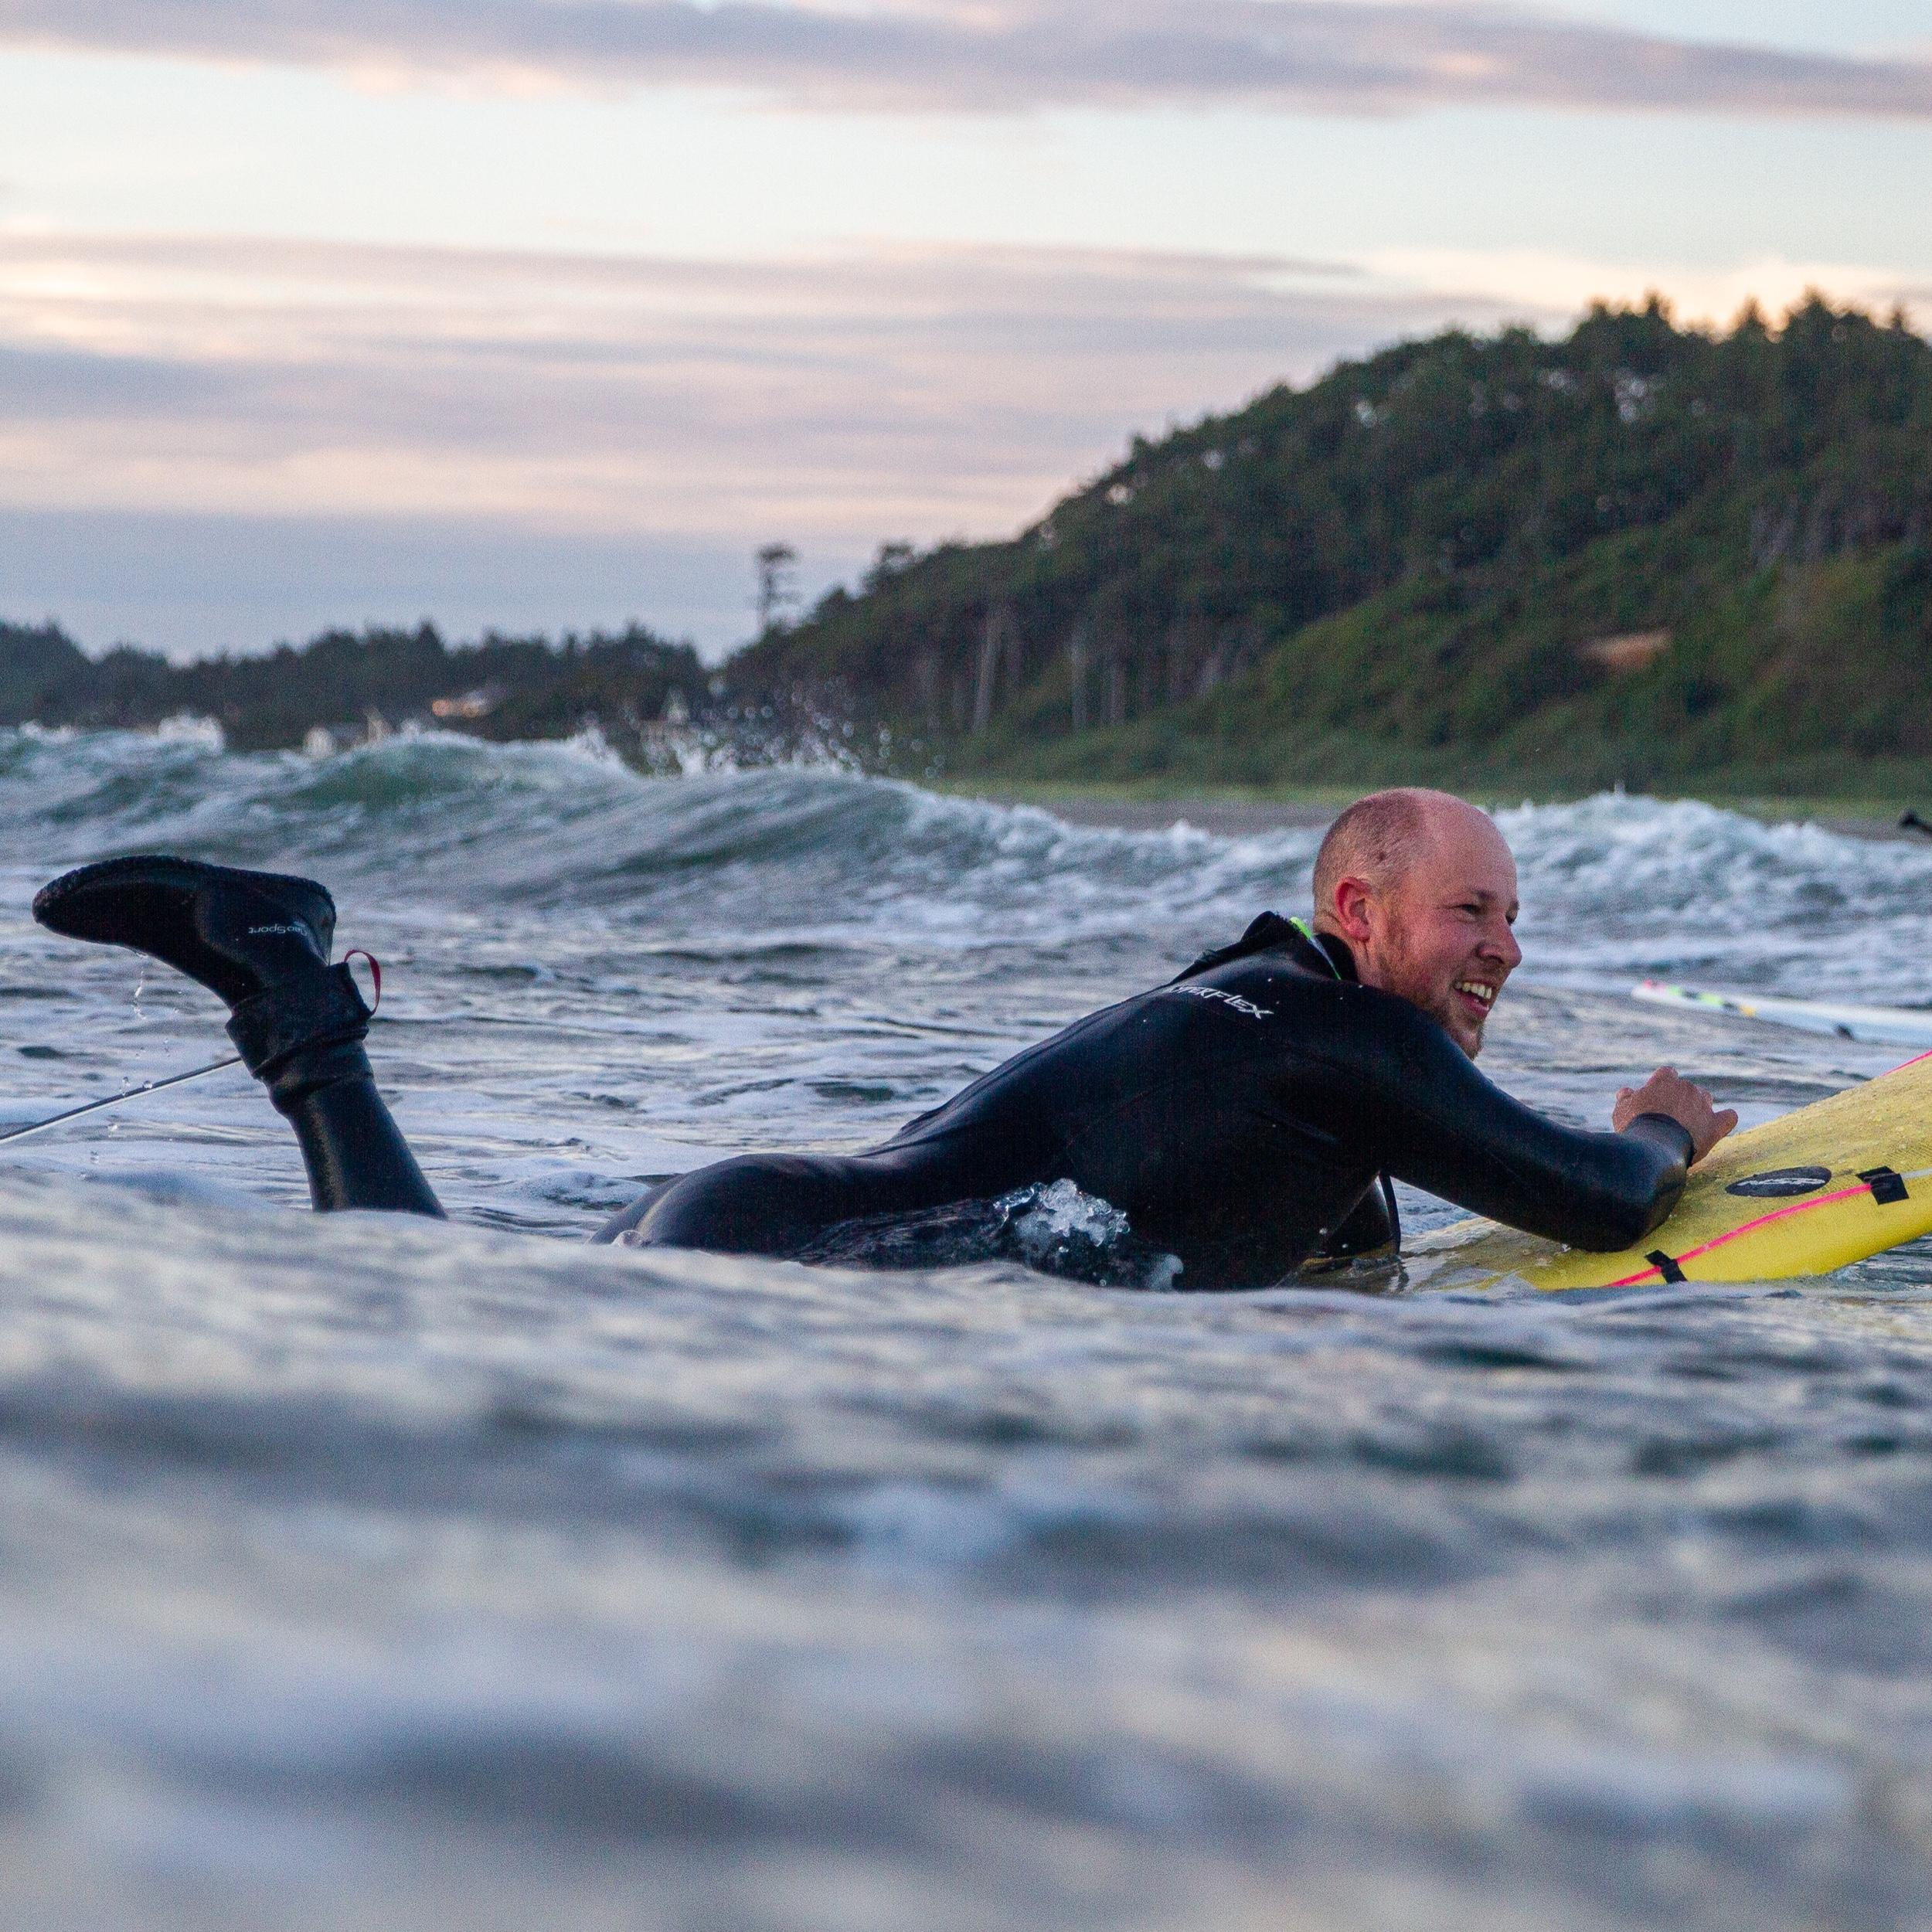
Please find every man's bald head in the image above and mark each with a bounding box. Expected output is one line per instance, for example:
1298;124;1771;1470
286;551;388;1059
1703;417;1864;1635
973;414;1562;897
1310;788;1522;1056
1312;788;1496;913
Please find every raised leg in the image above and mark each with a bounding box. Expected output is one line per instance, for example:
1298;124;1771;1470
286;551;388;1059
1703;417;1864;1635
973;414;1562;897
34;855;444;1217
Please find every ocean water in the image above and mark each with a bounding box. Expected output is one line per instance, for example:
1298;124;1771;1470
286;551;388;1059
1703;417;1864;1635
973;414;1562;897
2;726;1931;1930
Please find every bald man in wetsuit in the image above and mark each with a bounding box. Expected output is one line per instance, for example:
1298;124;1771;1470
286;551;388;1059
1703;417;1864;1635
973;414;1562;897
32;788;1736;1290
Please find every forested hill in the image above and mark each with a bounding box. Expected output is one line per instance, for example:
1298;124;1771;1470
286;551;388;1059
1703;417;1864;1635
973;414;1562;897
5;298;1927;791
735;298;1932;791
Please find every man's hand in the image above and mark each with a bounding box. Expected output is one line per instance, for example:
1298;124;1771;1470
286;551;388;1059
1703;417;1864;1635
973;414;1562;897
1613;1066;1739;1165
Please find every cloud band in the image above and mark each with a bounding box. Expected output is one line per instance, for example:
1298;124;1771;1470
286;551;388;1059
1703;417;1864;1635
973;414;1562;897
2;0;1929;120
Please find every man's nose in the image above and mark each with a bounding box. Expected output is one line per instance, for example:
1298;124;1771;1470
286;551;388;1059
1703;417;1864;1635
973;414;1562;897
1484;922;1523;971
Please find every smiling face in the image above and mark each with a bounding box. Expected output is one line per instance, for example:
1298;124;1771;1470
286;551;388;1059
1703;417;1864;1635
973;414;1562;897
1323;801;1523;1057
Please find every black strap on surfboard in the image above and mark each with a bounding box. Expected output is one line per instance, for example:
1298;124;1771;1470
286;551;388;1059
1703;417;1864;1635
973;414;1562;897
1645;1250;1687;1284
1859;1165;1910;1205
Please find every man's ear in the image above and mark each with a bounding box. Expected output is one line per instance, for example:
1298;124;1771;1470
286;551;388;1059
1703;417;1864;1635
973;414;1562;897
1330;877;1376;945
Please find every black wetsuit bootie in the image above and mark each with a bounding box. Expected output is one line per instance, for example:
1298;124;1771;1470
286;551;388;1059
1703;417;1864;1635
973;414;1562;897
33;855;444;1217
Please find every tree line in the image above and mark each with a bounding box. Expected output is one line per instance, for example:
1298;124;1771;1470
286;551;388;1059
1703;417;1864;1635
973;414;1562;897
0;621;705;753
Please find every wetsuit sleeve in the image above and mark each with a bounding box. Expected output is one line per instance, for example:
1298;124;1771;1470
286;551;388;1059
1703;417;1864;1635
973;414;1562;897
1301;989;1694;1252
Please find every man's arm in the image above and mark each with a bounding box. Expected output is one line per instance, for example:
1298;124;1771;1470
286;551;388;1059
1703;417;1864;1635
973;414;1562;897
1304;986;1706;1252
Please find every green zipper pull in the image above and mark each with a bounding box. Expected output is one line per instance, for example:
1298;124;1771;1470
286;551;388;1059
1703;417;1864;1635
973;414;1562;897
1289;917;1340;979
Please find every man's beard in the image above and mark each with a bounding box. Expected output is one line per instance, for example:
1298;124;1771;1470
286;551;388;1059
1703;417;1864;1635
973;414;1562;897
1425;988;1485;1060
1382;933;1491;1059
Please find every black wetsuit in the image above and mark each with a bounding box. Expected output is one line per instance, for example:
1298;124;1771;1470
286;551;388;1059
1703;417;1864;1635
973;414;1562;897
594;914;1692;1289
31;858;1692;1287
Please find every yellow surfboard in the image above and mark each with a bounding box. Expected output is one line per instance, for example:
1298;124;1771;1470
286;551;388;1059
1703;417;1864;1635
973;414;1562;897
1407;1050;1932;1291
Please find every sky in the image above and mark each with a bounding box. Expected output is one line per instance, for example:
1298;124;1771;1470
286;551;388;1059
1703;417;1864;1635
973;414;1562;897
1;2;1928;661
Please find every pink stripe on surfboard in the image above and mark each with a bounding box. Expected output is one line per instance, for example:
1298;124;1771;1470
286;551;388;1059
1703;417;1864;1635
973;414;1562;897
1604;1050;1932;1286
1604;1170;1929;1288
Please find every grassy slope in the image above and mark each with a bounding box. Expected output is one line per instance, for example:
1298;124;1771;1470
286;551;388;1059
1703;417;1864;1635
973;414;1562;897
976;537;1932;801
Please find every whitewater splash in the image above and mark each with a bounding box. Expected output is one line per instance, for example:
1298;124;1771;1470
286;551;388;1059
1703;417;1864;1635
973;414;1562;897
1;728;1931;1930
9;725;1932;971
787;1178;1185;1290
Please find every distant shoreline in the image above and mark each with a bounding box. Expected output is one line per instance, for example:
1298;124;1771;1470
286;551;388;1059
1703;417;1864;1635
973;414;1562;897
948;781;1927;846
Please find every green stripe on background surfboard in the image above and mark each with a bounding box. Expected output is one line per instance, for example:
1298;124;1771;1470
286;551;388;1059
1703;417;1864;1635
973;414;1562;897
1631;978;1932;1046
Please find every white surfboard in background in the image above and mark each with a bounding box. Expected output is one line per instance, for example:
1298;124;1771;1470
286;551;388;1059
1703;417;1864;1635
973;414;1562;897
1632;978;1932;1047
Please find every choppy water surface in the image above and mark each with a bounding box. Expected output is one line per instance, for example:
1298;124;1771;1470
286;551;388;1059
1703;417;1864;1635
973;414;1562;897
2;727;1932;1930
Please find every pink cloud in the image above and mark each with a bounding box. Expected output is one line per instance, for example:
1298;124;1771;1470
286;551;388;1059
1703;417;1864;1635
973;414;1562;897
2;0;1928;119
